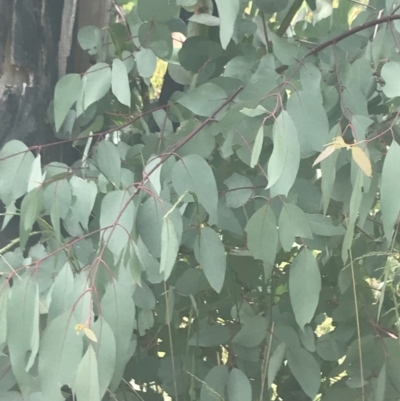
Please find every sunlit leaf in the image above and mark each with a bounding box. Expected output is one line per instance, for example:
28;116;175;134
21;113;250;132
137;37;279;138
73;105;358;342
351;145;372;177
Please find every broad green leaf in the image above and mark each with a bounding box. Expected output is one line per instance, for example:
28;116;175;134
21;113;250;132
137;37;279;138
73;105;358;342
100;190;135;257
7;276;39;398
287;347;321;399
94;140;122;188
175;268;210;296
381;61;400;98
250;125;264;168
83;63;111;110
39;311;83;401
133;282;156;310
72;345;100;401
245;204;278;264
171;154;218;224
189;324;231;347
143;156;162;196
200;365;229;401
232;316;268;347
177;83;227;117
27;154;45;192
375;363;386;401
267;111;300;197
194;227;226;293
77;26;102;55
138;309;155;336
0;284;9;349
341;169;363;262
137;0;179;22
381;141;400;240
289;248;321;330
215;0;239;49
101;280;135;390
160;211;183;281
112;58;131;107
279;203;313;251
227;368;251;401
224;173;253;208
136;48;157;78
268;343;286;388
54;74;82;131
306;214;346;236
0;141;34;205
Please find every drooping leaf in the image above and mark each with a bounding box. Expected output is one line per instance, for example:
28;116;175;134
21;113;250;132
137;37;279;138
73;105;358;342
101;280;135;391
306;214;346;236
245;204;278;265
215;0;239;49
39;311;83;401
268;343;286;388
289;248;321;330
227;368;251;401
287;347;321;399
381;141;400;240
112;58;131;107
267;111;300;197
83;63;111;110
312;145;336;166
350;145;372;177
250;125;264;168
194;227;226;293
54;74;82;131
200;365;229;401
72;345;100;401
94;140;122;188
171;154;218;224
0;284;9;349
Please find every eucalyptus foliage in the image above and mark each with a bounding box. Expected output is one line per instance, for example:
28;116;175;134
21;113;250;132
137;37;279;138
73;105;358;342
2;0;400;400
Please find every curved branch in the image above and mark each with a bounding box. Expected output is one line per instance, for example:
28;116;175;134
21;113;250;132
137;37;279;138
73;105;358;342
276;0;304;37
305;13;400;58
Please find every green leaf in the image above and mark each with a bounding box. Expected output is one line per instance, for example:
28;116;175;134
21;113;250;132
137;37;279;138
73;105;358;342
94;140;122;188
215;0;239;49
306;0;316;10
250;125;264;168
137;0;179;22
0;284;9;349
287;347;321;399
381;141;400;240
136;48;157;78
39;311;83;401
101;280;136;391
160;211;183;281
232;316;268;347
72;345;100;401
189;324;231;347
194;227;226;293
268;343;286;388
112;58;131;107
54;74;82;131
289;248;321;330
100;190;135;257
171;154;218;224
227;368;251;401
83;63;111;110
381;61;400;98
321;139;339;215
267;111;300;197
138;309;155;335
223;173;253;208
0;140;34;205
200;365;229;401
77;26;102;55
279;203;313;251
375;362;386;401
7;276;39;398
306;214;346;236
177;83;227;117
245;204;278;264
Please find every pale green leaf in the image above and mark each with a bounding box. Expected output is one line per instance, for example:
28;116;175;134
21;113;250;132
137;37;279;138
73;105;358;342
381;141;400;240
54;74;82;131
83;63;111;110
381;61;400;98
268;343;286;388
171;154;218;224
77;26;102;55
27;154;45;192
94;140;122;188
200;365;229;401
112;58;131;107
267;111;300;197
289;248;321;330
321;143;339;215
227;368;251;401
101;280;135;390
0;284;9;348
136;48;157;78
250;125;264;168
39;311;83;401
245;204;278;264
194;227;226;293
224;173;253;208
72;345;100;401
287;347;321;398
215;0;239;49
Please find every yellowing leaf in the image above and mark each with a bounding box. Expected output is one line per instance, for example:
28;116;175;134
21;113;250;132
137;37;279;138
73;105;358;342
351;146;372;177
75;323;85;333
331;136;347;149
312;145;335;166
83;328;98;342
